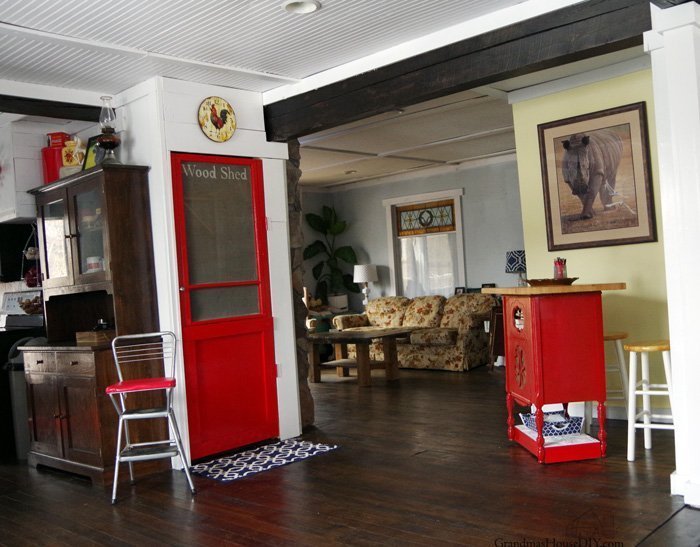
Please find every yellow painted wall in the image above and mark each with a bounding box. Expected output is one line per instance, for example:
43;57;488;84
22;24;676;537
512;70;668;395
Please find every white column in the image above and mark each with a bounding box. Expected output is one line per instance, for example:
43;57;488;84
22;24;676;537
644;2;700;507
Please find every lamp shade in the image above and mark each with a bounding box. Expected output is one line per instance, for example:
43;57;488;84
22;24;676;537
505;250;526;274
353;264;378;283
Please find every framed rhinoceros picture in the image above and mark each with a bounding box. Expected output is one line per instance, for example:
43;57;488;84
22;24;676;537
538;102;656;251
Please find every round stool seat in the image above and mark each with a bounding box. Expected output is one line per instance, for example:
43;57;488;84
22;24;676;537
604;331;628;341
624;340;670;352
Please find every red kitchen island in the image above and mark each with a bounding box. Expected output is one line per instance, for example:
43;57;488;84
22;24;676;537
482;283;626;463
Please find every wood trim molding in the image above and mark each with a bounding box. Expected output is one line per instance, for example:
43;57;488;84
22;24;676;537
264;0;655;142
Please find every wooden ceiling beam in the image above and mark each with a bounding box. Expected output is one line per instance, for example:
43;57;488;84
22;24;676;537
649;0;698;7
0;94;100;122
264;0;658;142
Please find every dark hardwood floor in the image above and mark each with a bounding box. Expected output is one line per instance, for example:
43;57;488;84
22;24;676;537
0;366;696;546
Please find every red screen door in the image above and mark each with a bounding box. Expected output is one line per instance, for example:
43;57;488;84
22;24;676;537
171;153;278;460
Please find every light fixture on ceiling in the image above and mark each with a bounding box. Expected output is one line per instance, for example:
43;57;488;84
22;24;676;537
344;169;358;175
282;0;322;14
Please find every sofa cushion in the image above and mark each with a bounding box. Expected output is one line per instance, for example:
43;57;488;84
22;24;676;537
403;295;446;328
410;328;457;347
332;314;369;330
440;293;494;331
366;296;411;327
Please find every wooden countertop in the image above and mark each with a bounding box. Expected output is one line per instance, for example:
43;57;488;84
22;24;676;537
481;282;626;296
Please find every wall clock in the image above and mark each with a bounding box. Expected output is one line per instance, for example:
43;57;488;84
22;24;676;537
197;96;237;142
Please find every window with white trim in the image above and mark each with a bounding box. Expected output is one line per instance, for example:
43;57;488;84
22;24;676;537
383;190;465;298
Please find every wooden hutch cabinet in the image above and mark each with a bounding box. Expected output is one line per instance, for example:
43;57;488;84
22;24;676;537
23;165;164;485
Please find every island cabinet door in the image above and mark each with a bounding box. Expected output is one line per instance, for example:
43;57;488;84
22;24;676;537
172;153;279;461
26;373;62;458
503;296;538;405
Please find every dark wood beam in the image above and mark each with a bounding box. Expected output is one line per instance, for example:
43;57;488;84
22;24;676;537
650;0;698;7
264;0;653;142
0;94;100;122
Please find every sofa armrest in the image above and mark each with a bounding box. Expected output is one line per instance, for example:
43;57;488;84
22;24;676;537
332;313;369;330
456;325;491;370
457;312;491;334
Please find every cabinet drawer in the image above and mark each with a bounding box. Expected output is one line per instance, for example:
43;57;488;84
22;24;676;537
23;352;55;373
56;352;95;376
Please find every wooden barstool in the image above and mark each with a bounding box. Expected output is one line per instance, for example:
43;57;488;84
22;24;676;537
584;331;629;434
624;339;673;462
604;332;629;410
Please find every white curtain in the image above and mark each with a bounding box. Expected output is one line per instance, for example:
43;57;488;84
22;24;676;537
399;233;457;298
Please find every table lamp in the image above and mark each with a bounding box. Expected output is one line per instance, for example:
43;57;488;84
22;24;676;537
353;264;378;306
505;250;527;287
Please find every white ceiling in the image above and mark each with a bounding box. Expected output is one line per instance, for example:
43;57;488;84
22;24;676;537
0;0;647;188
0;0;529;92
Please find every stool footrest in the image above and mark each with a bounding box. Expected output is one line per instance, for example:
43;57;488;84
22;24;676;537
634;389;671;396
119;442;179;462
633;423;675;430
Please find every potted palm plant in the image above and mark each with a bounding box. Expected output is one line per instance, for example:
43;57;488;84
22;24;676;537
303;206;360;309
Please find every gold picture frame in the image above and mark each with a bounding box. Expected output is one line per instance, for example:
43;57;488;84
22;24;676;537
538;102;657;251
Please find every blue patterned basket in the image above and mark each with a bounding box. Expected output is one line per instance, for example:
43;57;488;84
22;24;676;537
519;411;583;437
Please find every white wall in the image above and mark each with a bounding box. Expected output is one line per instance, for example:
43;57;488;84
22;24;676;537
117;77;301;459
301;156;524;311
645;2;700;508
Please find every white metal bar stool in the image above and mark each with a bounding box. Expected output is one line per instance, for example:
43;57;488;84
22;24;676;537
624;339;673;462
584;331;629;433
106;331;196;503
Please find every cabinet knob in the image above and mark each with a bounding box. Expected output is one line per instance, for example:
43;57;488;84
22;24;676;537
179;287;185;292
69;360;79;366
36;359;44;364
53;414;60;419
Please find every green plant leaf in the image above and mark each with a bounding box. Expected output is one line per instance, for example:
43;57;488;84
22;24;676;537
311;261;325;281
343;274;361;293
328;220;347;236
303;240;328;260
329;268;345;292
305;213;327;234
334;246;358;264
316;281;329;303
321;205;337;225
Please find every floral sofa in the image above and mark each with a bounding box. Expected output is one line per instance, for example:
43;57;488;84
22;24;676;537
331;294;495;372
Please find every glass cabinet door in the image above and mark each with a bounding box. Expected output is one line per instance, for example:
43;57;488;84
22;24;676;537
37;195;72;287
71;184;108;282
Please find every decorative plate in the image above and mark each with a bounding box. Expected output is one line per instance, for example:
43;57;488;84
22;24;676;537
197;96;237;142
526;277;578;287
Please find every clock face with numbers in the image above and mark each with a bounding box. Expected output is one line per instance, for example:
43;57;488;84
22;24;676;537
197;96;237;142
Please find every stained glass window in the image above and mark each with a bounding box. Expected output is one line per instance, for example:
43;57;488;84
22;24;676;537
396;199;455;237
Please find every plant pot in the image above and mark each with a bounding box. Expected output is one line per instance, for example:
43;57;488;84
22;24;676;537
327;293;348;312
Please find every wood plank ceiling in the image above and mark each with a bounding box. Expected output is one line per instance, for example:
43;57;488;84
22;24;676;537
0;0;680;188
0;0;526;92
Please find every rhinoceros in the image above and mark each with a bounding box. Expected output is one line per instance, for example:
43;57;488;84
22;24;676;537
561;129;623;220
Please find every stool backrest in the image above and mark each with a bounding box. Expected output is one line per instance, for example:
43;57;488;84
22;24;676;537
111;331;177;383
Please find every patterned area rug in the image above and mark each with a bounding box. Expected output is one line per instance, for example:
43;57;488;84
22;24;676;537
191;438;339;482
